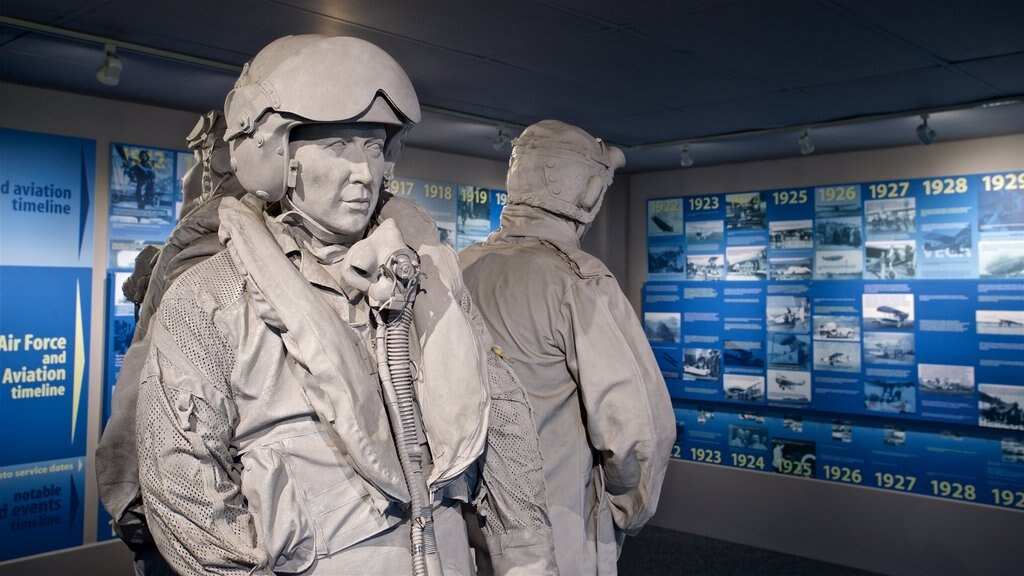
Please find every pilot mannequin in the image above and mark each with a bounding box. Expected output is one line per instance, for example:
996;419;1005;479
131;35;496;575
460;120;676;575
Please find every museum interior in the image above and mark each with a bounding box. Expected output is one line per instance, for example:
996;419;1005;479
0;2;1022;575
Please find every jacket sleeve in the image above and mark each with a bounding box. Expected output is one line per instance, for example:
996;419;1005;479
136;290;273;576
563;275;676;535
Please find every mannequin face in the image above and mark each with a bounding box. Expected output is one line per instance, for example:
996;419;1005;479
288;123;387;243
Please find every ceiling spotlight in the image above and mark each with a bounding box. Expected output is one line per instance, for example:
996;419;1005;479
492;129;511;152
916;114;937;145
95;44;122;86
680;144;694;167
798;128;815;155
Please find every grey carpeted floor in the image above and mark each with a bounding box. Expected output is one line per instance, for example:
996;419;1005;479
617;526;881;576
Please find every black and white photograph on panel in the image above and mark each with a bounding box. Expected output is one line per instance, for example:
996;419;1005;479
739;412;767;424
726;245;767;280
768;333;811;371
766;295;810;333
725;191;766;230
815;250;863;279
686;253;724;280
814;340;860;373
979;384;1024;431
783;416;803;433
767;369;811;403
978;185;1024;234
723;373;765;402
919;363;975;396
729;424;769;450
772;438;816;478
697;407;715;425
865;240;917;280
976;309;1024;336
769;256;813;280
863;293;915;331
648;244;686;275
815;216;863;249
922;224;972;258
644;312;681;344
865;378;916;414
723;339;765;369
683;348;722;381
648;197;683;236
863;332;915;365
883;425;907;446
865;197;916;236
814;315;860;341
979;239;1024;278
686;220;723;245
1002;437;1024;463
831;421;853;443
769;219;813;249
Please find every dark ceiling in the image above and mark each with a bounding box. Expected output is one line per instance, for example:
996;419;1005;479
2;0;1023;172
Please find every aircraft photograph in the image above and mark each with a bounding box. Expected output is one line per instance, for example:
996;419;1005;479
726;245;768;280
883;426;907;446
686;254;724;280
815;316;860;340
922;226;972;257
771;438;816;478
978;187;1024;234
1002;438;1024;464
648;199;684;235
978;384;1024;431
767;295;811;333
865;197;916;235
865;379;916;414
769;257;813;280
863;332;915;366
976;309;1024;336
686;220;724;245
768;333;811;370
767;369;811;403
831;421;853;443
723;374;765;402
918;363;975;396
865;240;917;279
723;340;765;368
863;293;914;330
815;250;863;279
649;213;676;234
769;219;813;249
814;341;861;373
979;240;1024;278
726;192;767;230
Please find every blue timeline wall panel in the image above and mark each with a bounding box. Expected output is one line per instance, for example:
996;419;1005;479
645;170;1024;510
0;128;96;560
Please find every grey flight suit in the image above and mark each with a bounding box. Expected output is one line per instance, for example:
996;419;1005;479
460;204;676;575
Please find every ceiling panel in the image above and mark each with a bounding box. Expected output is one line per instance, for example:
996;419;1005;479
536;0;731;26
413;60;661;128
497;30;775;109
839;0;1024;62
635;0;938;88
958;54;1024;96
802;67;1000;119
274;0;605;58
590;108;748;146
0;0;109;25
682;90;835;131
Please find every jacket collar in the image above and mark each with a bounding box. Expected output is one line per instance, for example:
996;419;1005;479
492;203;582;248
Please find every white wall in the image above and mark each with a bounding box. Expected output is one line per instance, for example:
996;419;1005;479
628;134;1024;576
